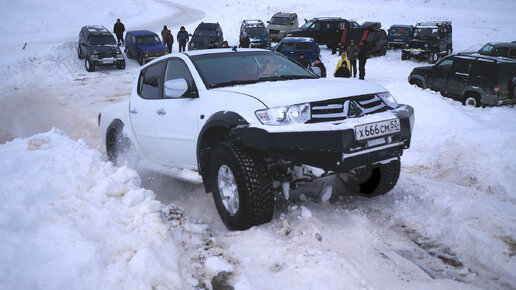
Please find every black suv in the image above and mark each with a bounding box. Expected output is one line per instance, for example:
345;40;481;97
188;22;224;50
476;42;516;59
78;25;125;72
285;17;359;49
402;21;452;63
408;54;516;107
338;22;388;56
240;19;271;48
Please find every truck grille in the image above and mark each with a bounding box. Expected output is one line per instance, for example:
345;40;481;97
269;29;279;34
309;94;389;123
98;52;117;59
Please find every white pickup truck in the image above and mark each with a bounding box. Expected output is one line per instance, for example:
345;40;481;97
99;48;414;230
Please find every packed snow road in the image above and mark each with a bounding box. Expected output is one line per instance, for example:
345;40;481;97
1;0;515;289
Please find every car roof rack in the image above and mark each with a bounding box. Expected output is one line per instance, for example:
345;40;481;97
416;21;452;27
456;52;516;64
242;19;265;27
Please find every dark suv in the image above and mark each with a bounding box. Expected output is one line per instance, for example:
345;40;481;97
402;21;452;63
476;42;516;59
338;22;388;56
408;54;516;107
387;24;413;49
78;25;125;72
285;17;359;49
188;22;224;50
240;20;271;48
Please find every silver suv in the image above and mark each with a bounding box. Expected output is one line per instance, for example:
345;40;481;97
266;12;298;41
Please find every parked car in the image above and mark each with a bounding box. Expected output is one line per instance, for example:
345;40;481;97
476;42;516;59
266;12;299;41
285;17;359;49
188;22;224;50
240;19;271;48
402;21;452;63
99;49;414;230
338;22;388;56
78;25;125;72
387;24;413;49
408;53;516;107
125;30;168;66
272;37;320;63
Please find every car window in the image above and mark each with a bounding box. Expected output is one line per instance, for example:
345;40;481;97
136;35;161;45
310;22;321;31
492;48;509;57
469;60;497;79
88;34;117;45
280;43;295;52
270;17;289;25
390;28;409;36
138;61;165;99
478;44;494;55
163;59;194;97
451;58;473;74
295;42;312;51
437;58;453;71
510;49;516;57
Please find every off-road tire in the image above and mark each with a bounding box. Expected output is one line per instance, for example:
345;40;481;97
401;52;408;60
353;160;401;197
462;92;481;107
78;45;84;59
210;142;274;230
117;62;126;70
106;127;134;167
430;52;439;64
380;46;387;56
85;58;95;72
138;55;144;66
410;79;424;88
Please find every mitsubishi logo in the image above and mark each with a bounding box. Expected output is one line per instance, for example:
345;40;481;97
343;100;364;118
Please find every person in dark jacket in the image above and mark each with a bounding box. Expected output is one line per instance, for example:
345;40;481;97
334;61;351;78
177;26;189;52
165;30;174;53
161;25;168;44
358;40;370;80
346;40;359;77
239;32;250;48
113;19;125;46
313;57;326;77
222;41;229;48
208;41;217;49
298;53;312;68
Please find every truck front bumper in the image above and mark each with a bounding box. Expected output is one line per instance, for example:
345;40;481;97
234;105;414;172
91;57;125;66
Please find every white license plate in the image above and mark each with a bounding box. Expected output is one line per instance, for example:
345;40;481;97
102;59;114;64
355;119;400;141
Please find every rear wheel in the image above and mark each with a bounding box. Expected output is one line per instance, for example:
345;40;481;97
463;93;481;107
78;45;84;59
379;46;387;56
343;160;401;197
410;79;424;88
210;142;274;230
85;58;95;72
401;52;408;60
430;52;439;64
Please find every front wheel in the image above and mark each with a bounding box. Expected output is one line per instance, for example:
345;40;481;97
380;46;387;56
344;160;401;197
106;127;136;167
138;55;145;66
430;52;439;64
463;93;481;107
78;45;84;59
117;62;126;70
85;58;95;72
210;142;274;231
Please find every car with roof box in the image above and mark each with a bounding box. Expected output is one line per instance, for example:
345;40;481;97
188;22;224;50
266;12;299;41
78;25;125;72
124;30;169;66
402;21;452;63
387;24;413;49
408;53;516;107
338;22;388;56
99;48;414;231
272;37;320;64
240;19;271;48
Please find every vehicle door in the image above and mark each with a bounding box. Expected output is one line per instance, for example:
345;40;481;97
427;57;453;91
290;15;298;29
278;42;296;60
307;22;321;41
126;34;136;58
129;58;199;168
79;28;87;56
445;56;474;96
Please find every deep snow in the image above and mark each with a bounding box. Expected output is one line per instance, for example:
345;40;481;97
1;0;515;289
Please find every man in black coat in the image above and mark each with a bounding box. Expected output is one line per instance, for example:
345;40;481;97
334;62;351;78
239;32;250;48
358;40;370;80
113;19;125;46
298;53;312;68
313;57;326;77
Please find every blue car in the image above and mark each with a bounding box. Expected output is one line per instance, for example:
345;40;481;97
272;37;320;63
125;30;169;65
387;24;413;49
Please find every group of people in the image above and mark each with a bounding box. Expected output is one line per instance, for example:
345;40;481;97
161;25;190;52
333;40;370;79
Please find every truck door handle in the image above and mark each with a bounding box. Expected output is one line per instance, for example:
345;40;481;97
130;107;137;114
156;108;166;116
455;72;469;77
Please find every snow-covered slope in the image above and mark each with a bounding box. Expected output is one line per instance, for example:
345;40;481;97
0;0;515;289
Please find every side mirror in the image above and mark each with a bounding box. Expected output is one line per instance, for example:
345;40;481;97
310;66;322;77
164;78;189;98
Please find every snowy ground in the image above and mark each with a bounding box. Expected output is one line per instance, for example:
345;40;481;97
1;0;515;289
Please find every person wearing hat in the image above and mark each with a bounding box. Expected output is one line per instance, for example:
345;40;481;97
298;53;312;68
334;61;351;78
239;32;251;48
113;19;125;46
161;25;168;44
334;52;350;75
313;57;326;77
165;30;174;53
346;40;359;77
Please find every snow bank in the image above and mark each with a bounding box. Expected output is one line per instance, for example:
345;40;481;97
0;129;182;289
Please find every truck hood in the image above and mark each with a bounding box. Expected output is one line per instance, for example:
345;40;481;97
267;24;290;31
213;78;387;108
89;44;121;54
135;44;168;52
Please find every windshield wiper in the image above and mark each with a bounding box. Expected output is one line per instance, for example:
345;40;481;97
208;79;259;88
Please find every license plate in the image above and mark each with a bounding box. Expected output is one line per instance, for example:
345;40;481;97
102;59;114;64
355;119;400;141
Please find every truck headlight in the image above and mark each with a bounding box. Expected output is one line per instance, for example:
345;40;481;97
285;33;293;37
377;92;398;109
255;103;310;125
116;53;123;58
424;43;428;48
90;53;98;60
405;43;409;48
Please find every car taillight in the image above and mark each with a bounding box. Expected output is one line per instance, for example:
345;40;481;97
493;85;500;95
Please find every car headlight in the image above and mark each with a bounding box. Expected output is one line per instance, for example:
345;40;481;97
90;53;98;59
255;103;310;125
377;92;398;109
189;42;195;48
424;43;428;48
116;53;123;58
405;43;409;48
285;33;292;37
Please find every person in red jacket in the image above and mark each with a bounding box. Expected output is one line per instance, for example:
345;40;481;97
165;30;174;53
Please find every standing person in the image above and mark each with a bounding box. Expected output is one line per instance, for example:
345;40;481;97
313;57;326;77
113;19;125;46
161;25;168;44
165;30;174;53
298;53;312;68
334;62;351;78
177;26;189;52
346;40;359;77
208;41;217;49
334;52;350;75
239;32;250;48
222;41;229;48
358;40;370;80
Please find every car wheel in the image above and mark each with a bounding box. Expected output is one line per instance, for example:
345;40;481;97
463;93;481;107
410;79;424;88
380;46;387;56
401;52;408;60
117;62;126;70
138;55;144;66
85;58;95;72
106;127;136;167
430;52;439;64
210;142;274;231
78;45;83;59
343;160;401;197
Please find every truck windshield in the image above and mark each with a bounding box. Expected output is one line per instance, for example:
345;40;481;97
136;36;161;45
300;21;314;30
195;30;217;36
89;35;117;45
270;17;289;25
389;27;410;36
413;28;439;39
245;27;268;37
191;51;317;88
